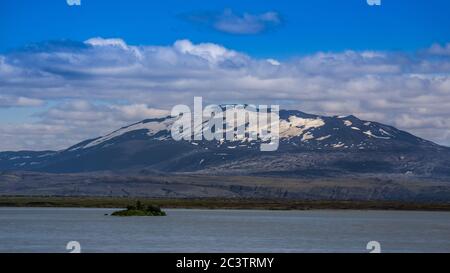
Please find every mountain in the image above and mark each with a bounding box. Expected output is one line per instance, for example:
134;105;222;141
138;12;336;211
1;108;450;178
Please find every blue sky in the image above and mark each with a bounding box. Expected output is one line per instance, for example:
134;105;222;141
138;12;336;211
1;0;450;150
1;0;450;57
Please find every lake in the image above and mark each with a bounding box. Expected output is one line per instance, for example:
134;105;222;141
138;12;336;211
0;208;449;253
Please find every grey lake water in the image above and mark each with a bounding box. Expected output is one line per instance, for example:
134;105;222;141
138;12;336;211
0;208;449;253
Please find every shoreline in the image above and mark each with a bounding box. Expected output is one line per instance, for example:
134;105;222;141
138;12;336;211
1;196;450;211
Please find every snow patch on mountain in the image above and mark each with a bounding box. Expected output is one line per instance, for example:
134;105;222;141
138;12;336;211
84;118;174;148
279;116;325;138
379;128;393;137
301;132;315;142
317;135;331;141
343;120;352;126
364;130;391;140
332;143;345;148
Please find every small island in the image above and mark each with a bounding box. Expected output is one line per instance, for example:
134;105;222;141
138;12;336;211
111;201;167;216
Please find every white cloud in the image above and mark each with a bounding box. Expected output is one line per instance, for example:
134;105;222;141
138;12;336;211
182;9;282;35
214;9;281;34
266;59;281;66
173;39;242;64
85;37;128;49
0;39;450;150
0;95;44;107
0;101;170;151
111;104;169;120
428;43;450;56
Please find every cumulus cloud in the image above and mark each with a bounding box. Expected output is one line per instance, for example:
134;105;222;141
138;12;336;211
111;104;169;121
0;38;450;150
182;9;282;35
85;37;129;49
0;100;169;151
428;43;450;56
0;95;44;107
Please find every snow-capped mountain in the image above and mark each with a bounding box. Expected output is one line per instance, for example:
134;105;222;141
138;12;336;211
1;108;449;177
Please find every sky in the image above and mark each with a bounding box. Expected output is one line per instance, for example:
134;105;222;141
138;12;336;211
0;0;450;150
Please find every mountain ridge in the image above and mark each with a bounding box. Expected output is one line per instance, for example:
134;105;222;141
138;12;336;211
1;108;449;178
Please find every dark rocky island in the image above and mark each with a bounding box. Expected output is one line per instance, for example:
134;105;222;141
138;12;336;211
111;201;166;216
